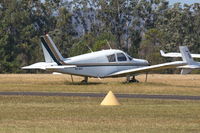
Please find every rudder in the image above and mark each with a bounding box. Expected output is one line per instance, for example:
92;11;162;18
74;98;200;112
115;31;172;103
179;46;195;65
40;34;64;65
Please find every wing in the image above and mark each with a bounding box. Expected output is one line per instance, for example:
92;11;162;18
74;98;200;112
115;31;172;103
109;46;195;77
160;50;200;58
22;62;76;70
108;61;186;77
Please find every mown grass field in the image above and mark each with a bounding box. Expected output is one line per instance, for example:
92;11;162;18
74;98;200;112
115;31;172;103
0;74;200;133
0;74;200;95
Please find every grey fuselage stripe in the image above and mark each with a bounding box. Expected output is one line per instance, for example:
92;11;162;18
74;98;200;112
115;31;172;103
75;63;148;67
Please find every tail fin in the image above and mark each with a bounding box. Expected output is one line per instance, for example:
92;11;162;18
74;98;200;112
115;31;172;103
179;46;195;65
40;34;64;65
160;50;165;57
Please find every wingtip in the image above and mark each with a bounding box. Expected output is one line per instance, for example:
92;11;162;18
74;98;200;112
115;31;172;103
21;66;28;69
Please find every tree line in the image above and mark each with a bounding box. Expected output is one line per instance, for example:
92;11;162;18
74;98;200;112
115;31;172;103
0;0;200;73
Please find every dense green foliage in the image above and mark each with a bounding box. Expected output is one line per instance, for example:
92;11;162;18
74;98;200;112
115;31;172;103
0;0;200;73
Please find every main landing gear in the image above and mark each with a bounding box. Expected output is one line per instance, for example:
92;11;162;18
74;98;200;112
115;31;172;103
70;75;89;83
81;76;88;83
126;75;139;83
126;73;148;83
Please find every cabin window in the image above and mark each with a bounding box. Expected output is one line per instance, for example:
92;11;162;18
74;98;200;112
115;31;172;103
117;53;127;61
107;54;116;62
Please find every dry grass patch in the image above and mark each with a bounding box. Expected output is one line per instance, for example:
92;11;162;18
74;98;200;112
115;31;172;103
0;74;200;95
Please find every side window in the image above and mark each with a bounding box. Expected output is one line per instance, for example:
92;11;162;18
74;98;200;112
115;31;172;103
107;54;116;62
117;53;127;61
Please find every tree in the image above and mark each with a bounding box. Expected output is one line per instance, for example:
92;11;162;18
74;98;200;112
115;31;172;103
0;0;58;73
155;3;200;53
49;7;77;58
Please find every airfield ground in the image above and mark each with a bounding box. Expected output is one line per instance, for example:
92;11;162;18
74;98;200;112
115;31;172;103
0;74;200;133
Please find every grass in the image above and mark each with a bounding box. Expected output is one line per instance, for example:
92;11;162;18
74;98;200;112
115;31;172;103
0;74;200;133
0;74;200;95
0;96;200;133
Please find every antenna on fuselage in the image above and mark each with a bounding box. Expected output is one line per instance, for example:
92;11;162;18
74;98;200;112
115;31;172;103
106;40;112;49
87;45;93;53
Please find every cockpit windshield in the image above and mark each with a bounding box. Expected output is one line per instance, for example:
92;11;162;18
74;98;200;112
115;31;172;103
117;53;127;61
127;55;133;61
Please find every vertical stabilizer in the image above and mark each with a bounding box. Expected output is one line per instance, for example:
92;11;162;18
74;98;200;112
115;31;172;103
41;42;54;63
40;34;64;65
160;50;165;57
179;46;195;65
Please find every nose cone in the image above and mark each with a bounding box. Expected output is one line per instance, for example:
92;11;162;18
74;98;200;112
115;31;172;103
142;60;150;66
132;59;149;66
144;60;150;66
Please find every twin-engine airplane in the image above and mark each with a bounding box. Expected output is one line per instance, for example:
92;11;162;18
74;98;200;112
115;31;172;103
22;34;189;83
160;48;200;74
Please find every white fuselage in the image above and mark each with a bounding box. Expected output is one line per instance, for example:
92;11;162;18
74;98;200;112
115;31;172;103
22;34;188;80
53;49;149;77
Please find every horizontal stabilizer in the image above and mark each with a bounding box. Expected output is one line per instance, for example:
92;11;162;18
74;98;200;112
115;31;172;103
160;50;200;58
45;65;76;70
22;62;76;70
22;62;50;70
160;50;182;58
